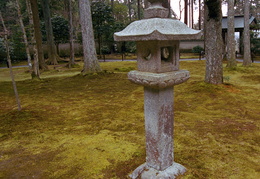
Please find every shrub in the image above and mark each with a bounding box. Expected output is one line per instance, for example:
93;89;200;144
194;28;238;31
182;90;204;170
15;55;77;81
192;46;204;53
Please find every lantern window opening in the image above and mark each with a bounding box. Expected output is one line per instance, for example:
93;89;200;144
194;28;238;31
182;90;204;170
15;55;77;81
161;46;173;63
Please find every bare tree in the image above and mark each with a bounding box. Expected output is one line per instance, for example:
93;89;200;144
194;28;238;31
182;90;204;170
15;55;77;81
199;0;201;29
204;0;223;84
191;0;194;28
184;0;188;24
67;0;75;68
243;0;251;66
29;0;48;70
40;0;59;65
0;11;21;111
15;0;32;70
26;0;40;78
227;0;237;68
178;0;184;20
137;0;141;19
79;0;101;74
128;0;132;21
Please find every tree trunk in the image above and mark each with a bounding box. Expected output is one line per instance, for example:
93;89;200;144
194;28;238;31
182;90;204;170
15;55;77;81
137;0;141;20
243;0;251;66
227;0;237;68
184;0;188;25
144;0;149;8
204;0;223;84
16;0;32;70
40;0;59;65
179;0;183;20
79;0;101;74
68;0;75;68
128;0;132;21
26;0;40;79
29;0;48;70
199;0;201;30
168;0;171;18
191;0;194;28
0;11;21;111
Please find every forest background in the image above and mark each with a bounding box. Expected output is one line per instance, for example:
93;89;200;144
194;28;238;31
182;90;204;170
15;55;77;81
0;0;259;67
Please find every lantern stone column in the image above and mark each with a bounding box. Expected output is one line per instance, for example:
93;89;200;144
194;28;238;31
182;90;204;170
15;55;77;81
127;70;190;178
144;86;174;171
114;0;201;178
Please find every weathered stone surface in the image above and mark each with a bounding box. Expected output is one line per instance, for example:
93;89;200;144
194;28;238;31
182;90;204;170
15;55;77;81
136;41;180;73
114;18;202;41
144;87;174;170
129;162;186;179
128;70;190;89
144;6;169;19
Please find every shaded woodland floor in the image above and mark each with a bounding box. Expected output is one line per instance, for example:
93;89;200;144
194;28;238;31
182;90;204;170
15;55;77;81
0;61;259;178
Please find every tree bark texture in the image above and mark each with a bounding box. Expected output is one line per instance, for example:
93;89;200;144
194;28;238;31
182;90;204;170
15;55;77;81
68;0;75;67
0;11;21;111
191;0;194;28
137;0;141;19
26;0;40;78
16;0;32;70
128;0;132;21
243;0;251;66
184;0;188;25
144;0;149;9
227;0;237;68
79;0;101;74
41;0;59;65
199;0;201;29
204;0;223;84
29;0;48;70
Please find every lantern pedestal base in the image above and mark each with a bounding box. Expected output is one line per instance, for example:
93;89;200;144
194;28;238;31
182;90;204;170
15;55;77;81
129;162;186;179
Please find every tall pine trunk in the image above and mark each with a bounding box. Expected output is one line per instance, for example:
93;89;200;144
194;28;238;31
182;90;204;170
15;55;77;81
16;0;32;70
128;0;132;21
68;0;75;68
243;0;251;66
184;0;188;25
227;0;237;68
79;0;101;74
199;0;201;29
29;0;48;70
26;0;40;79
41;0;59;65
204;0;223;84
0;11;21;111
191;0;194;28
137;0;141;20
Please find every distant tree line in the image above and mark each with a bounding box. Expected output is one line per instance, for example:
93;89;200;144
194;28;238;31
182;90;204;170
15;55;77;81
0;0;259;82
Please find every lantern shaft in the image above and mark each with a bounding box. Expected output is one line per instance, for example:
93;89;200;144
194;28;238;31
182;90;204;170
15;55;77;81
144;87;174;171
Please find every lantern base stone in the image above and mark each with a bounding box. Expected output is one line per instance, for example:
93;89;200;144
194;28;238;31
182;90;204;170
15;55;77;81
129;162;186;179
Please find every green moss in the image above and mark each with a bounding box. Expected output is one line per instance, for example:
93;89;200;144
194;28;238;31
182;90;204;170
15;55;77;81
0;61;260;178
114;67;135;72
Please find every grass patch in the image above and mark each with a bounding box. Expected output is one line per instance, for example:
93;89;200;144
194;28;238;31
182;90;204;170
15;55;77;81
0;61;259;178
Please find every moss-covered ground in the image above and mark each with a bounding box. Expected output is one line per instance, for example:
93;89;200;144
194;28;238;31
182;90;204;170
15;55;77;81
0;61;259;178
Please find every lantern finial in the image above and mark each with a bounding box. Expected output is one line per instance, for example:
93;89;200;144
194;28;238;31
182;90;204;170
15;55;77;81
145;0;169;18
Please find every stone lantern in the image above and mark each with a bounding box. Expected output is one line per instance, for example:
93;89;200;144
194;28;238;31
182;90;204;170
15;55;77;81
114;1;201;178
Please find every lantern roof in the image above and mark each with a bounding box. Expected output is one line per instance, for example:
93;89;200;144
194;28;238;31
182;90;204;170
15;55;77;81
114;18;202;41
